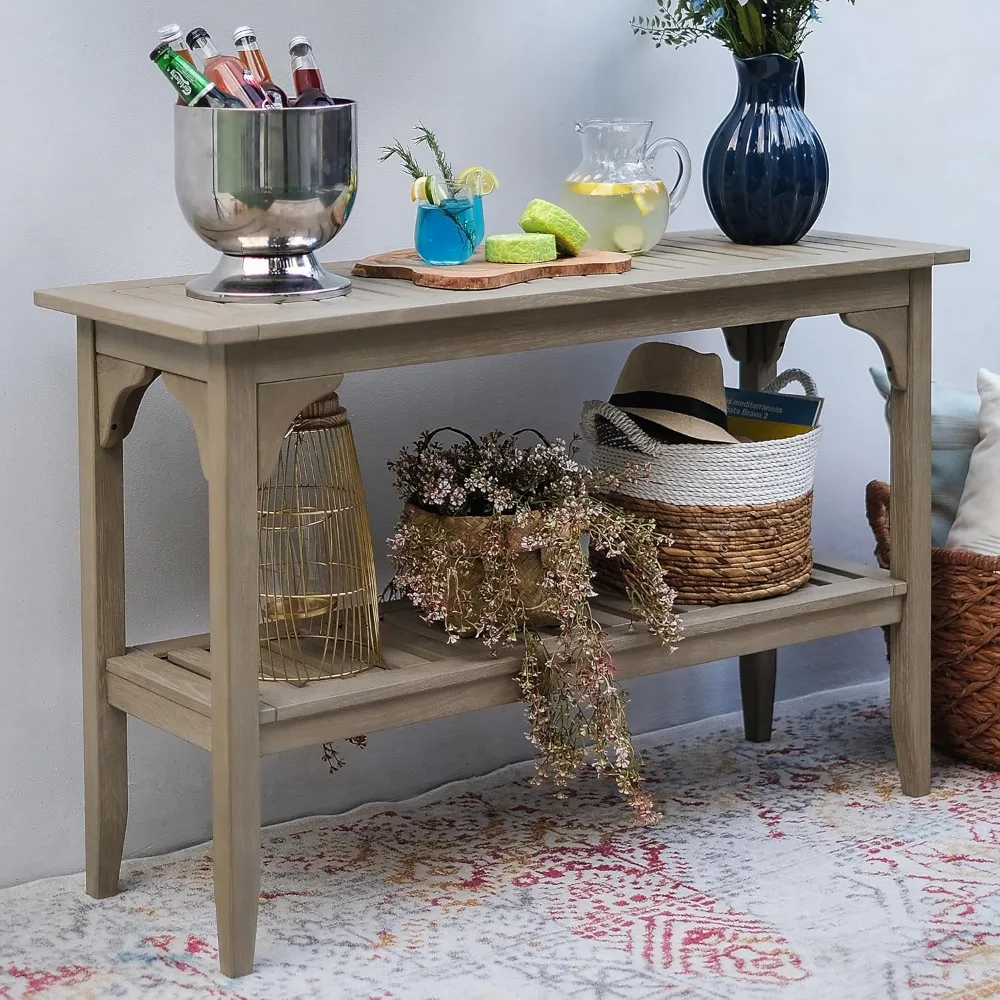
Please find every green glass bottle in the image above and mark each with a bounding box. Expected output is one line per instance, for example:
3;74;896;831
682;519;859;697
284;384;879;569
149;42;244;108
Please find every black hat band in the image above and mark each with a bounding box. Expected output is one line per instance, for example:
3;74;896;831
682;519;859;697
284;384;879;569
608;390;729;430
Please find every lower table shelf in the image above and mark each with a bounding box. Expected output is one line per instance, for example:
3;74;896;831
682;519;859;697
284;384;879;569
107;557;904;756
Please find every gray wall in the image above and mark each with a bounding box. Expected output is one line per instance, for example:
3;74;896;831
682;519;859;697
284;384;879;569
1;0;991;887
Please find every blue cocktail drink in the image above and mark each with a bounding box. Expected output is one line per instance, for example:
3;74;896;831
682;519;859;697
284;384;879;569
415;196;477;265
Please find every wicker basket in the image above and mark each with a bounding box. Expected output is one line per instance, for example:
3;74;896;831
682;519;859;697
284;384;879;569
582;370;821;605
866;480;1000;770
401;503;559;631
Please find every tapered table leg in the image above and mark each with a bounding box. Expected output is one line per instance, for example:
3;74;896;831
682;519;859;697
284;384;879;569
724;320;793;743
207;347;262;977
78;319;129;898
889;271;933;796
739;652;777;743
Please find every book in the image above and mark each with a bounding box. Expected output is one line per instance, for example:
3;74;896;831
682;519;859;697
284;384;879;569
725;387;824;442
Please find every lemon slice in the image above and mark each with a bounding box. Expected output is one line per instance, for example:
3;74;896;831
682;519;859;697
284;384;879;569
568;179;666;215
633;192;654;217
429;179;450;206
410;176;432;202
612;223;646;254
411;176;449;205
457;165;499;196
567;181;665;197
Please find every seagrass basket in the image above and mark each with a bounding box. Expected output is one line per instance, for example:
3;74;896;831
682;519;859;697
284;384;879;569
582;370;821;605
866;480;1000;770
401;504;559;631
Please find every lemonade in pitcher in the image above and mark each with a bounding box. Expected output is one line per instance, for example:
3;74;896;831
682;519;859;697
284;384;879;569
565;120;690;255
563;180;671;255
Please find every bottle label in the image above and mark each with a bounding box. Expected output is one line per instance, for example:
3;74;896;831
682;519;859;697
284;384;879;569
167;64;197;102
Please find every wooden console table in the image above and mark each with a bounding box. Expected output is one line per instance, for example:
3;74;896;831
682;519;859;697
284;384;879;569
35;231;968;977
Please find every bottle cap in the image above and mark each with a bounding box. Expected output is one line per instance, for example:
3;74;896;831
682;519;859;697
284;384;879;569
186;27;210;47
149;42;170;61
233;25;256;44
157;23;183;43
288;35;312;53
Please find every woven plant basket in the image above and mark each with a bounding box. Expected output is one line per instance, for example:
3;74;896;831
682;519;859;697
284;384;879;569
582;370;821;605
401;503;559;631
866;480;1000;770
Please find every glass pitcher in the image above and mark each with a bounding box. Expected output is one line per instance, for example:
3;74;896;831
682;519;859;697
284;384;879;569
564;119;691;254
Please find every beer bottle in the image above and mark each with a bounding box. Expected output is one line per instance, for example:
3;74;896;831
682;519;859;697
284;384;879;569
157;24;194;105
185;27;267;108
150;43;245;109
233;26;288;108
288;36;335;107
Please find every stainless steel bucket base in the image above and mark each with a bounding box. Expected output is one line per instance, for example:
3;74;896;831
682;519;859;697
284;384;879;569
185;253;352;303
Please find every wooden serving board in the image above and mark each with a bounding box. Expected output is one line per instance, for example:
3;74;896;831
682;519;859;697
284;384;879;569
351;248;632;291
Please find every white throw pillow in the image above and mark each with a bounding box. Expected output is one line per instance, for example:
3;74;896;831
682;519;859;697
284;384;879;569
871;368;979;546
947;369;1000;555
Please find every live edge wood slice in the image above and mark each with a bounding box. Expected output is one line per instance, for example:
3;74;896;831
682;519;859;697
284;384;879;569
34;230;969;978
352;247;632;290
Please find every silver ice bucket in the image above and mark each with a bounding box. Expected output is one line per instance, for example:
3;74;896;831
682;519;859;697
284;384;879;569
175;102;357;302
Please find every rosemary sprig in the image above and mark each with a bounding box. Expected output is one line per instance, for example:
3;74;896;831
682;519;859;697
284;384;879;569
413;122;455;186
378;139;429;181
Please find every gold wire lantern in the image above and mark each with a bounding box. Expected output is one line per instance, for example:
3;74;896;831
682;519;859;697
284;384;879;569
258;392;381;683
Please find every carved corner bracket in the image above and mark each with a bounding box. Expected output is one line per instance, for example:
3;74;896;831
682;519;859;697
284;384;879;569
95;355;159;448
256;374;344;484
841;307;909;391
162;373;210;481
163;372;346;483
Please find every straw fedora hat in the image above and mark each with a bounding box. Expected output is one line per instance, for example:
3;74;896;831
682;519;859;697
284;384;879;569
608;342;737;444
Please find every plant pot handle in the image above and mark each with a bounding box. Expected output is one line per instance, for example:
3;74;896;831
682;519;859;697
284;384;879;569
865;480;892;571
511;428;552;447
417;426;480;455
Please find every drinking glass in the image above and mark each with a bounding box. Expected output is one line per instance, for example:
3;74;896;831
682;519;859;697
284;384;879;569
471;194;485;247
415;184;477;265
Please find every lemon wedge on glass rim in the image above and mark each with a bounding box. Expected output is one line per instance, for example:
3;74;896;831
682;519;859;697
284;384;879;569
410;176;447;206
456;165;500;196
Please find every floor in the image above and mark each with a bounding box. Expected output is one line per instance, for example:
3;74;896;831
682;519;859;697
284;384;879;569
3;678;999;999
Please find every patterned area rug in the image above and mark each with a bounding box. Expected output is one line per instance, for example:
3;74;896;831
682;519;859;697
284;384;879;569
3;681;1000;1000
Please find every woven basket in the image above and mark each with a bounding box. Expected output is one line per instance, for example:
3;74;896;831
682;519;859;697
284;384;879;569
402;503;559;631
582;370;821;605
866;480;1000;770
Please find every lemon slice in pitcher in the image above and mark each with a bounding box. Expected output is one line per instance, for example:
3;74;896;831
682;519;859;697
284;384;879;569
567;180;666;217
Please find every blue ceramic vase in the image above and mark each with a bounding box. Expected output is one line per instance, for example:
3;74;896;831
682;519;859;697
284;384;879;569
703;54;829;245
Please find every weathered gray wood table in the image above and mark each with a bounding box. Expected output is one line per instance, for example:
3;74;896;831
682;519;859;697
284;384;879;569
35;230;969;977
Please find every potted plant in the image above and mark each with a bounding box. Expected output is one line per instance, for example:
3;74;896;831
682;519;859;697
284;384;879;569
633;0;856;245
387;428;682;824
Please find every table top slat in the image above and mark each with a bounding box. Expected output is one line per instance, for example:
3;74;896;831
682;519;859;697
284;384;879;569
34;230;969;347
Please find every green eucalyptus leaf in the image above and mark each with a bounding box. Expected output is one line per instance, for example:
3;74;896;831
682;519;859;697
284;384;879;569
733;1;755;45
745;4;766;48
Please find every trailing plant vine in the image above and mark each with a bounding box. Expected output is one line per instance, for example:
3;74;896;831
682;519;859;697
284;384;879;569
387;429;682;825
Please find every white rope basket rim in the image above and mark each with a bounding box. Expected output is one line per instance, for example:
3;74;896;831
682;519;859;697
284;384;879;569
581;378;822;507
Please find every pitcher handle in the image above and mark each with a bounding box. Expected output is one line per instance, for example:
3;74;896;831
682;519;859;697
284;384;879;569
645;137;692;211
